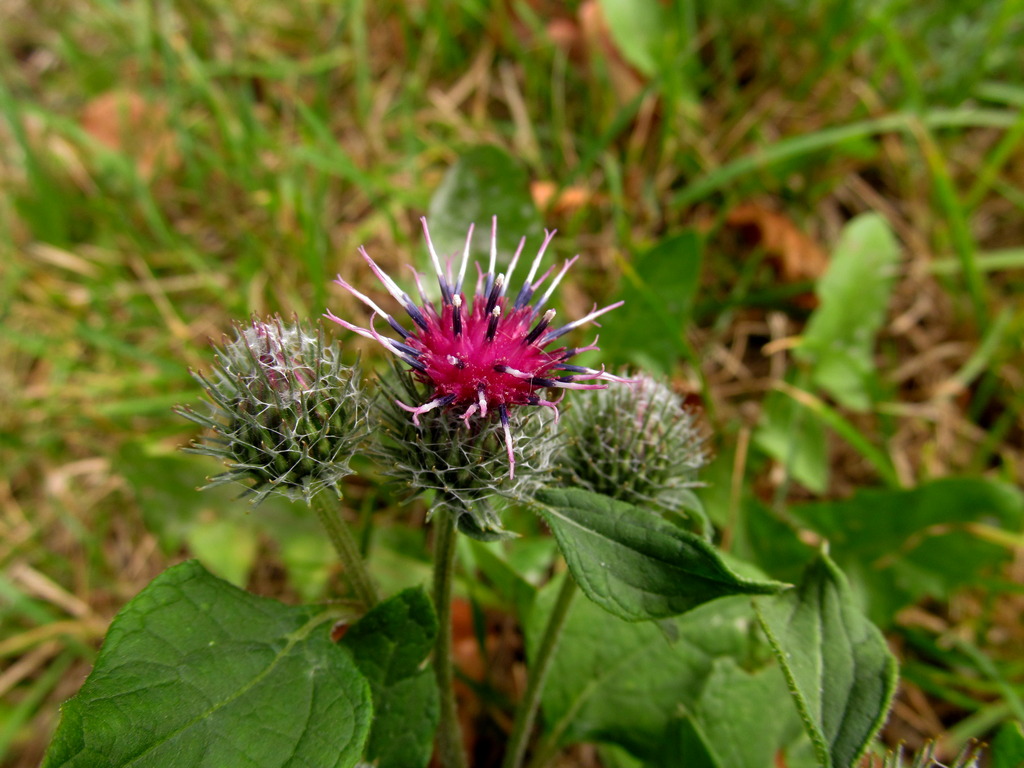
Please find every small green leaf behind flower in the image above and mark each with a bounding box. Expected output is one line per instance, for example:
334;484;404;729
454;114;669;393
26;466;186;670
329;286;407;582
599;231;704;374
990;721;1024;768
534;488;786;622
795;213;900;412
425;145;543;267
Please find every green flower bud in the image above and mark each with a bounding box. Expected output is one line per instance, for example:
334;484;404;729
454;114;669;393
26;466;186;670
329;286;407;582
555;372;709;532
371;365;559;540
176;317;369;504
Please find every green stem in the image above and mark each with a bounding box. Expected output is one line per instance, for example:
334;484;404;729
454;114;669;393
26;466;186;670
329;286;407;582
433;507;469;768
311;490;378;608
502;574;577;768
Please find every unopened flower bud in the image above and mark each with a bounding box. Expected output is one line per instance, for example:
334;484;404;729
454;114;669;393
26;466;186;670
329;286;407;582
555;373;709;533
371;366;559;540
176;317;369;504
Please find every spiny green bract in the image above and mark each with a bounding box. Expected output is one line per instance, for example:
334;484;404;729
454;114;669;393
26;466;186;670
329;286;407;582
372;365;559;541
176;317;369;504
878;741;983;768
555;373;709;532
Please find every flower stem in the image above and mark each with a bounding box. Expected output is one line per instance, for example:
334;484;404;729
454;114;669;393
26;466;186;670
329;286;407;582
311;490;378;609
501;573;577;768
433;506;469;768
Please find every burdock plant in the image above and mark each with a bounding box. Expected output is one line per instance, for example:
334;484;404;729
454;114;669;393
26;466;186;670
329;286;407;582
327;218;628;768
176;317;378;607
43;218;894;768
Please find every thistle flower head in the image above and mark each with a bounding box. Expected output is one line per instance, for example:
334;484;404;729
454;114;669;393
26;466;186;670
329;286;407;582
176;317;369;504
326;217;627;477
371;365;559;540
555;372;710;533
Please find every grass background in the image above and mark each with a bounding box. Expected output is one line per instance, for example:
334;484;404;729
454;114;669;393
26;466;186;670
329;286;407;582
2;1;1023;765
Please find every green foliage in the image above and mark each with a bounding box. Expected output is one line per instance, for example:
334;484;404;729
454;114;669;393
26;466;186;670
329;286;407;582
526;582;806;765
120;446;334;598
755;552;898;768
755;214;901;491
991;721;1024;768
754;377;831;493
426;145;543;270
534;488;784;621
341;588;439;768
791;478;1024;625
42;561;372;768
469;539;540;620
796;213;900;411
656;660;813;768
597;0;666;76
5;0;1024;764
601;231;703;373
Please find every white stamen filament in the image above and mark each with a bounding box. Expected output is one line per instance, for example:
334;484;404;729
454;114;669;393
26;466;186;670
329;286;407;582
454;223;473;294
533;255;579;310
420;217;445;280
522;229;556;288
543;300;625;343
487;216;497;278
501;237;527;297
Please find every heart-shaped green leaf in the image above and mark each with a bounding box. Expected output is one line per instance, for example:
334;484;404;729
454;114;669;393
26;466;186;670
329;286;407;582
755;552;898;768
341;588;439;768
657;659;809;768
43;560;372;768
528;580;806;763
534;488;785;621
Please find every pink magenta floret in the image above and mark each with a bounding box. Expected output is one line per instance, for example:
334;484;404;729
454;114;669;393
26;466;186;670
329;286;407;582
326;217;627;476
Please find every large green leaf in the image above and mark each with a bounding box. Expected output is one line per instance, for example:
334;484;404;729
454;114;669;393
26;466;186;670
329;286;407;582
657;659;811;768
534;488;784;621
426;145;542;273
528;581;804;764
755;552;898;768
791;477;1024;625
600;230;703;373
796;213;899;411
43;561;371;768
341;588;439;768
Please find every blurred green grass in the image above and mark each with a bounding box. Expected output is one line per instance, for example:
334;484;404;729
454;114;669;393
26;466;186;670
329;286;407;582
2;1;1024;765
